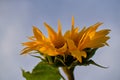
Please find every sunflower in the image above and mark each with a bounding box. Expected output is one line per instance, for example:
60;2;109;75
64;17;110;62
21;21;67;56
21;17;110;63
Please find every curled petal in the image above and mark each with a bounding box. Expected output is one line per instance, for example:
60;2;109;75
57;43;67;53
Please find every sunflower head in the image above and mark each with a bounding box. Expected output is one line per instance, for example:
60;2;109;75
21;17;110;67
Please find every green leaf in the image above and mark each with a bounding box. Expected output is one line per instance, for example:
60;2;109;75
22;61;62;80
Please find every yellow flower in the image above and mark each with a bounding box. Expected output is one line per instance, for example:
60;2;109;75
21;21;67;56
21;17;110;63
64;17;110;62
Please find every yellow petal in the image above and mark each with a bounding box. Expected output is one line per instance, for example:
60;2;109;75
58;20;62;35
86;22;103;32
85;36;110;48
84;22;102;39
21;47;32;55
94;29;111;39
28;36;35;41
78;32;90;50
44;22;57;40
66;39;77;50
64;30;70;39
21;46;37;55
72;16;74;28
33;26;44;41
66;39;87;63
22;42;38;47
77;27;86;42
74;27;79;33
39;46;59;56
78;22;103;50
70;50;86;63
71;16;77;34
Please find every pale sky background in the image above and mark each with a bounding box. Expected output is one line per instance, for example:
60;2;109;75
0;0;120;80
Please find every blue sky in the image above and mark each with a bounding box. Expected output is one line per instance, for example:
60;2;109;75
0;0;120;80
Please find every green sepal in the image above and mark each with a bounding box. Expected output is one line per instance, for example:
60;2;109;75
22;61;62;80
79;59;108;68
30;54;46;61
88;60;108;68
85;48;98;60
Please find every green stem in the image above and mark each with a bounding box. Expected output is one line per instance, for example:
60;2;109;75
62;67;75;80
46;56;53;64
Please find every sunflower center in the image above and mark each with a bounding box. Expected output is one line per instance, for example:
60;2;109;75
52;40;65;49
